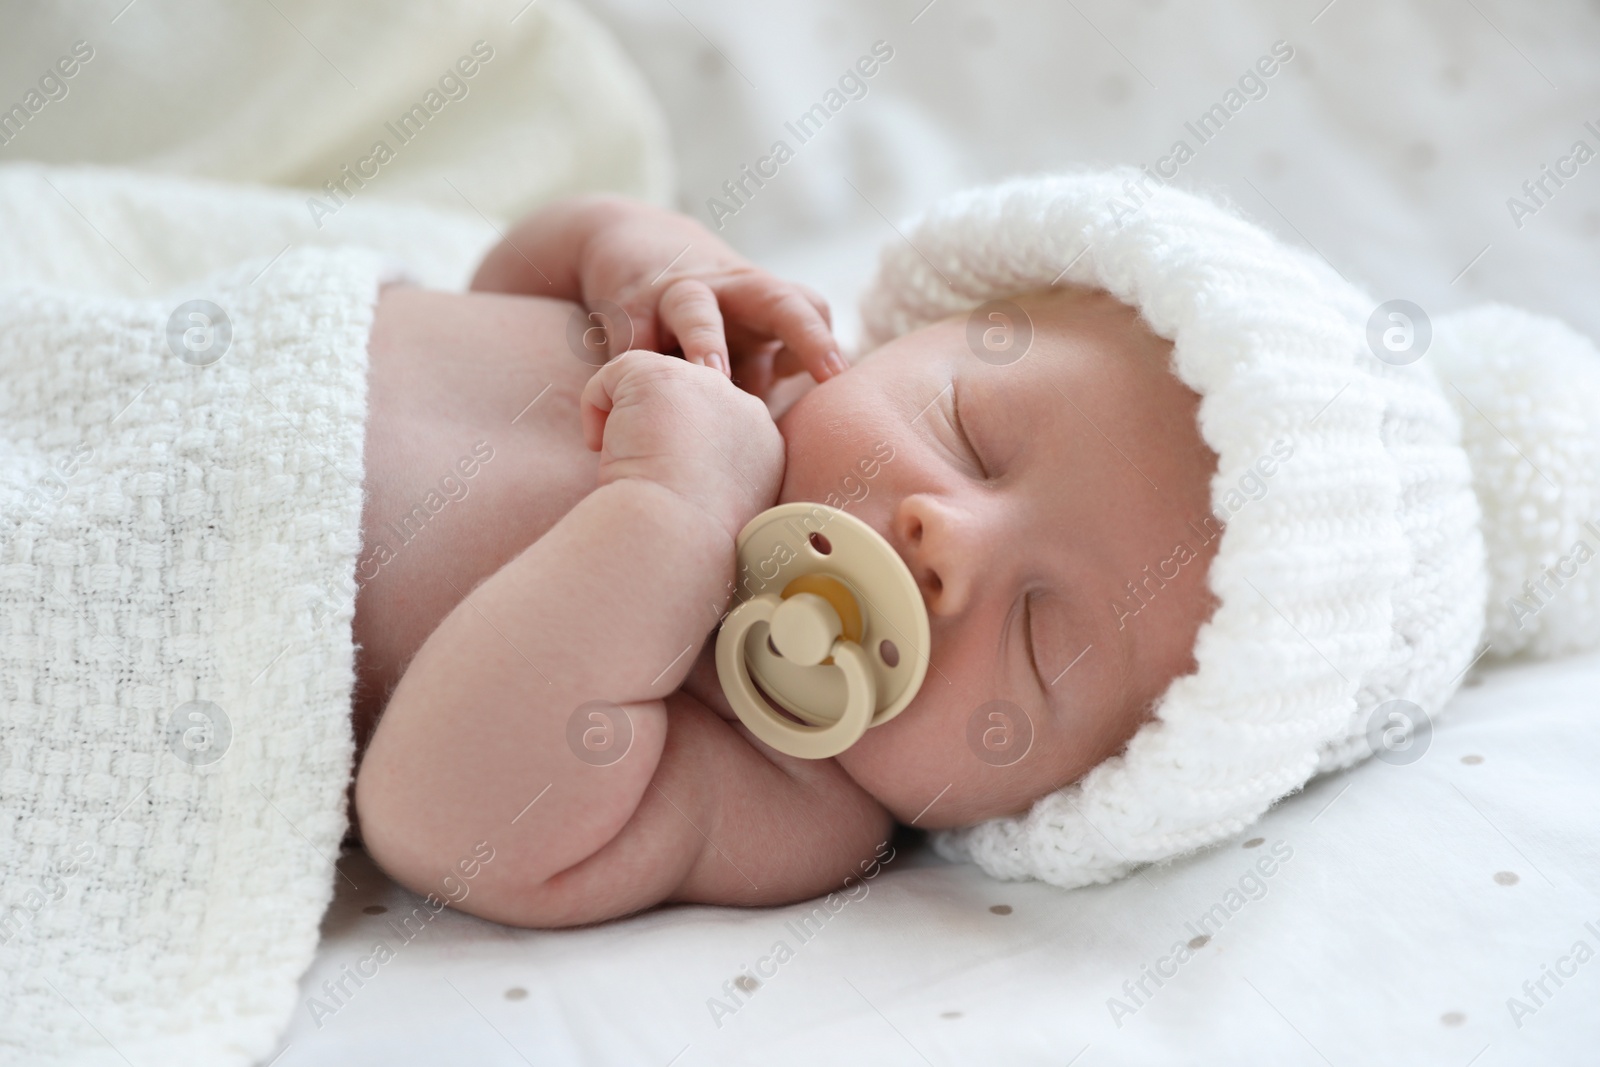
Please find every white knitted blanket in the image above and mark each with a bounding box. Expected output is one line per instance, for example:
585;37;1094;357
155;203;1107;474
0;165;491;1065
0;3;670;1057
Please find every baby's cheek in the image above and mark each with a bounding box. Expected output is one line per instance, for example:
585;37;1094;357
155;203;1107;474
854;691;980;818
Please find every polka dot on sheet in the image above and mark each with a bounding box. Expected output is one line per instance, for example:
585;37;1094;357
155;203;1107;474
1098;74;1132;106
1494;871;1520;886
990;904;1013;915
1188;935;1210;950
1404;141;1438;170
1461;754;1484;765
505;987;528;1001
941;1010;963;1019
696;48;724;80
735;974;760;993
1441;1011;1466;1027
362;904;387;915
965;16;996;48
1243;837;1265;849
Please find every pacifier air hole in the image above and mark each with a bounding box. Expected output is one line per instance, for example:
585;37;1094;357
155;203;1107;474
715;503;931;759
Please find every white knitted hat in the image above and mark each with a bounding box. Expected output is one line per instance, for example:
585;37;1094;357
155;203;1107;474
857;168;1600;888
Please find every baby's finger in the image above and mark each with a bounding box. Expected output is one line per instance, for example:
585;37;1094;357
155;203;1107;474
767;341;843;382
793;282;833;329
658;278;729;375
734;339;781;399
579;352;629;451
717;275;844;383
604;299;654;360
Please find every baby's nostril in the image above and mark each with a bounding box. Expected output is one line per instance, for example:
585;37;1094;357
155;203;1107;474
928;573;942;596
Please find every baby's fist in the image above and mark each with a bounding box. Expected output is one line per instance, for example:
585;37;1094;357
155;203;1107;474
580;350;784;542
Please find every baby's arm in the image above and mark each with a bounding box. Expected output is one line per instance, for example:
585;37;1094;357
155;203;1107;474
471;194;844;396
354;352;891;927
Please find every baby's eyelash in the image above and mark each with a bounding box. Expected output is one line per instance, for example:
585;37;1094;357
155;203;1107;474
1023;592;1045;691
951;384;987;478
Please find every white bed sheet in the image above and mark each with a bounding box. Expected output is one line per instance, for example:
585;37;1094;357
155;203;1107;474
285;650;1600;1065
263;1;1600;1062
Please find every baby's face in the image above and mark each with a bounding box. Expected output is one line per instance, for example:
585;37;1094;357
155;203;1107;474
775;286;1220;829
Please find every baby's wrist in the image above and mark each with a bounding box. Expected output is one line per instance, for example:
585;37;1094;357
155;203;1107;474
594;475;743;560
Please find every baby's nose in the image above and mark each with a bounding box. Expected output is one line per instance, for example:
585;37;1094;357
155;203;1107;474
892;493;979;617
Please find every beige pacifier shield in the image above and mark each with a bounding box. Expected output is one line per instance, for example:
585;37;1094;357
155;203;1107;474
721;503;930;734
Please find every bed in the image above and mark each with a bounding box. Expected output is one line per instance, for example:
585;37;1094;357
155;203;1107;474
287;649;1600;1065
3;0;1596;1063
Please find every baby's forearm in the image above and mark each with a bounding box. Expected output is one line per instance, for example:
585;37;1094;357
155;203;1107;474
355;478;735;900
468;193;634;299
507;477;736;704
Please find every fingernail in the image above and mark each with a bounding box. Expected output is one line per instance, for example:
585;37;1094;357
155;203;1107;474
718;351;732;376
827;350;848;377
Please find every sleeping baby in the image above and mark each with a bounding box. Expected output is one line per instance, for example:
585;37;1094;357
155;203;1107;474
352;169;1600;925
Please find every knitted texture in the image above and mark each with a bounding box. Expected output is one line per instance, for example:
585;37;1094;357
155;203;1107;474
0;244;387;1065
1432;304;1600;658
857;169;1515;887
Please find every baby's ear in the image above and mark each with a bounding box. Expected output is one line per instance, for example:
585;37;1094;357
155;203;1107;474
1431;303;1600;658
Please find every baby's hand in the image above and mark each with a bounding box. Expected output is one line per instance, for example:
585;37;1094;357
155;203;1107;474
578;202;844;395
581;350;784;541
472;195;844;398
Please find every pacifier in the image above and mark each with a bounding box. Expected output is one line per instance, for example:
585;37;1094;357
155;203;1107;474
715;503;930;759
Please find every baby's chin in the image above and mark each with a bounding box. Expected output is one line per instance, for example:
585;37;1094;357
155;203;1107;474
836;706;1057;828
832;707;963;825
830;728;923;823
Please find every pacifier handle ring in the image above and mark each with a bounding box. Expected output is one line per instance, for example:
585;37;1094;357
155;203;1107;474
715;594;877;760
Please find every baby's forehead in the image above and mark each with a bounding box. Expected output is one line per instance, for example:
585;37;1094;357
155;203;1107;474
962;285;1212;486
966;284;1177;391
1021;283;1164;343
